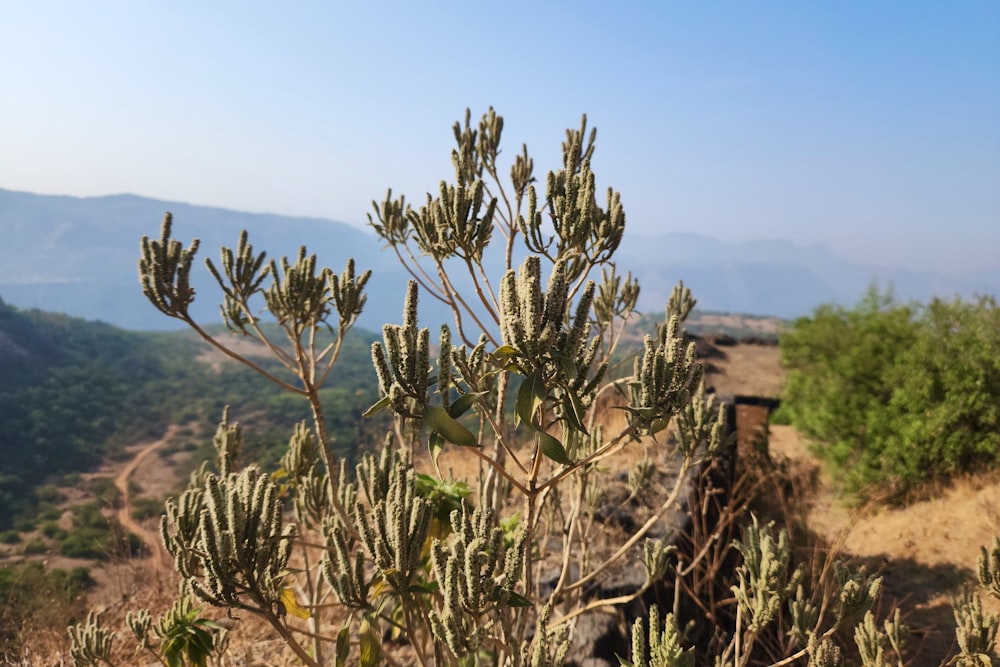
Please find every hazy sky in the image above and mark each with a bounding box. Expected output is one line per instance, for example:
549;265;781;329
2;2;998;273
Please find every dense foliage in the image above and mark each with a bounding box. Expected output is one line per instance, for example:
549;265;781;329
780;287;1000;500
0;303;381;530
0;306;174;526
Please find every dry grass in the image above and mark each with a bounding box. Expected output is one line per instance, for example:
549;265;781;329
769;424;1000;665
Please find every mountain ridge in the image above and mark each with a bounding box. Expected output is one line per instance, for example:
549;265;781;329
1;187;995;329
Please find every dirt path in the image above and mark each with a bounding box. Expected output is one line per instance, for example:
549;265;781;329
114;426;178;567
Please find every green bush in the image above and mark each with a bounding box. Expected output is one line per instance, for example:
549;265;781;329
40;520;66;540
58;528;111;560
36;503;62;522
767;404;792;426
34;484;65;504
70;502;109;530
0;530;20;544
11;516;36;533
780;287;1000;500
130;496;164;521
85;477;120;508
20;537;48;555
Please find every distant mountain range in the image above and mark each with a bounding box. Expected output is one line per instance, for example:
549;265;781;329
1;187;996;330
617;232;999;320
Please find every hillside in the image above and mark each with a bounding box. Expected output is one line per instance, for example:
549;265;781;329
0;188;416;330
0;303;190;527
5;330;996;665
0;301;381;531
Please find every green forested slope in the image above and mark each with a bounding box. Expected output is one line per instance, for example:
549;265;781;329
0;300;380;528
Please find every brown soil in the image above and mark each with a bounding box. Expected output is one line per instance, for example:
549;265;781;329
195;333;272;372
84;428;193;617
704;340;783;398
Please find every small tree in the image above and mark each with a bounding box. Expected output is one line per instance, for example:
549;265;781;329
781;286;1000;500
69;109;921;666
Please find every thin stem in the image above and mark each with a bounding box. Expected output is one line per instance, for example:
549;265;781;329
437;263;499;347
463;442;529;496
765;626;840;667
234;294;299;370
536;425;634;493
391;241;451;305
548;471;585;603
316;324;348;387
283;624;348;644
557;457;692;597
552;586;647;629
297;538;324;667
181;316;305;395
733;605;742;667
465;254;501;320
400;596;430;667
142;644;169;667
258;606;320;667
480;413;527;478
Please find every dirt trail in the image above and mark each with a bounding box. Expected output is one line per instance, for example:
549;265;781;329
114;426;178;567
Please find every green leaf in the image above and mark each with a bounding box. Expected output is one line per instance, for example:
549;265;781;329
493;345;525;372
424;405;479;447
516;371;546;427
363;395;392;417
187;627;214;665
195;616;223;631
336;625;350;667
414;472;437;490
493;344;520;361
448;391;485;418
647;417;670;436
280;587;311;619
553;350;577;380
359;615;382;667
161;636;183;667
408;581;439;595
562;389;589;435
506;591;533;607
538;431;572;466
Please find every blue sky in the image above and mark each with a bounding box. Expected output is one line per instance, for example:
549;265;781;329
2;2;998;273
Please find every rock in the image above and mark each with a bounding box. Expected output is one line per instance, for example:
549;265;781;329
565;611;625;667
593;505;638;533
